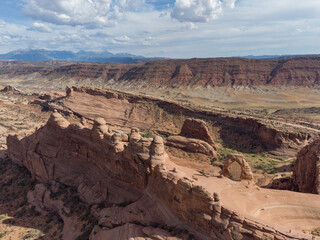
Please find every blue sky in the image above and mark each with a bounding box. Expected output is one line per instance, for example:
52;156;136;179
0;0;320;58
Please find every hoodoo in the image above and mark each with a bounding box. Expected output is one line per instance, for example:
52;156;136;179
6;112;320;239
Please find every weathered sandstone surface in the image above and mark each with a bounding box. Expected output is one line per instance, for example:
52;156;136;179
58;87;318;156
293;138;320;194
165;135;218;157
7;112;320;239
180;118;216;148
221;154;254;181
165;118;218;157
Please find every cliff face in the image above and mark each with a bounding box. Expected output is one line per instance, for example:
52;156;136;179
61;87;317;156
294;139;320;194
1;57;320;87
121;57;320;87
7;112;316;240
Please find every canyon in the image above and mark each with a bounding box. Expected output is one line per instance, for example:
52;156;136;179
0;56;320;239
6;110;320;240
1;57;320;88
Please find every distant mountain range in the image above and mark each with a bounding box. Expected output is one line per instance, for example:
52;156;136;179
0;49;163;64
1;49;319;64
240;54;320;59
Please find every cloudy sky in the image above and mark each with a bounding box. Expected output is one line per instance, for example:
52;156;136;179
0;0;320;58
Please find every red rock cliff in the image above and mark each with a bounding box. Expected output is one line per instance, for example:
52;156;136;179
7;112;315;239
1;57;320;87
294;138;320;194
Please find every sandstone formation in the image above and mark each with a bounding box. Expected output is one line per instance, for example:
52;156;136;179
165;135;218;157
221;154;254;181
55;87;317;157
119;57;320;87
7;112;320;239
165;118;218;157
180;118;216;148
39;91;65;101
293;138;320;194
66;86;74;97
27;183;85;239
0;85;22;94
1;57;320;88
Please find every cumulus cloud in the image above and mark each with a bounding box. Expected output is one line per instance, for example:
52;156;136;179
171;0;236;22
22;0;144;27
113;35;131;43
224;0;236;9
3;0;320;58
27;22;52;32
141;36;157;46
0;20;6;27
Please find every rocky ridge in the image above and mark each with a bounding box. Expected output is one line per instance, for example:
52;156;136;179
62;87;319;156
1;57;320;88
30;86;318;157
7;111;320;239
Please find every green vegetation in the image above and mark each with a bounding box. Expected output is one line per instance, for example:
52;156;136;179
141;131;154;138
261;109;269;115
217;147;237;161
0;231;8;238
312;228;320;236
0;214;8;221
254;160;277;174
210;157;218;166
22;230;43;239
216;144;291;175
150;223;191;238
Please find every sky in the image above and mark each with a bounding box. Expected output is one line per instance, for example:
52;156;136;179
0;0;320;58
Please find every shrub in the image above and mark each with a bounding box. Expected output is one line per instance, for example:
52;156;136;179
141;132;154;138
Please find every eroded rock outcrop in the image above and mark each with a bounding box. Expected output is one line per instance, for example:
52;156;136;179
164;118;219;158
66;86;74;97
60;87;317;157
28;183;85;239
293;138;320;194
221;154;254;181
7;113;317;240
180;118;216;148
165;136;218;157
1;85;22;94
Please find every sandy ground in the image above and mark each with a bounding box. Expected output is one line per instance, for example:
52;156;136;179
0;92;49;146
165;156;320;237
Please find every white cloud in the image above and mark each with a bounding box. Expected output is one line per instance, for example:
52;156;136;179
2;0;320;58
113;35;131;43
22;0;144;27
224;0;236;9
171;0;236;22
28;22;52;32
183;22;198;30
0;20;6;27
141;36;157;46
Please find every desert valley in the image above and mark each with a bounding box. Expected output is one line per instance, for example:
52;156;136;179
0;56;319;239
